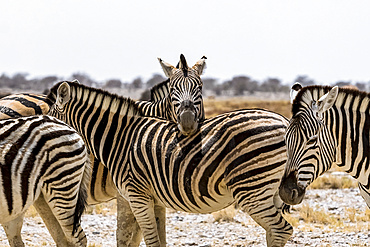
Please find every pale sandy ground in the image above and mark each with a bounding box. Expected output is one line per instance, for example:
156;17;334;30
0;189;369;247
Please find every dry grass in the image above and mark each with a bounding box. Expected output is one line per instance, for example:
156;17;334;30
211;205;237;222
284;203;370;234
346;207;370;222
25;205;38;217
204;98;291;118
298;203;339;225
309;175;357;190
85;201;117;216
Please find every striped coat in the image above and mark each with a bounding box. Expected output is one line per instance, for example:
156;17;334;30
49;81;293;247
280;84;370;208
0;115;90;247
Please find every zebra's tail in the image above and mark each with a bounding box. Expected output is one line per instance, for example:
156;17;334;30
73;153;92;234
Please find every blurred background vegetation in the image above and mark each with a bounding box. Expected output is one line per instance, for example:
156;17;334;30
0;72;368;104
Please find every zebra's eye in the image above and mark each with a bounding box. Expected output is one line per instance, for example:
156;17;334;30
306;135;318;145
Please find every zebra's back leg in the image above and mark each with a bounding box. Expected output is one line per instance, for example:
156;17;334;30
235;191;293;247
358;182;370;208
43;190;87;247
2;213;25;247
116;193;142;247
42;172;88;247
33;193;71;246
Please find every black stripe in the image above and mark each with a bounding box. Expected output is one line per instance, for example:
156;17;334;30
4;96;44;114
0;106;22;118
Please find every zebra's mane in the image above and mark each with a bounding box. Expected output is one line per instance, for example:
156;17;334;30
150;79;170;102
292;85;370;117
47;81;142;117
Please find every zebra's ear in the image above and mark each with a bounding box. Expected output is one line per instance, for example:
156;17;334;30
290;82;302;104
192;56;207;76
316;86;339;114
158;57;176;78
56;82;71;108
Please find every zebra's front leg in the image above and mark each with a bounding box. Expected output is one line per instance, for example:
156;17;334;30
116;192;142;246
358;182;370;208
2;213;25;247
129;195;163;247
236;194;293;247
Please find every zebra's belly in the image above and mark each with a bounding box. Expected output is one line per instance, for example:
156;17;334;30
0;195;34;224
171;196;234;214
153;181;235;214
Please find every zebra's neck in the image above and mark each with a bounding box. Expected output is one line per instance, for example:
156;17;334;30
49;82;142;166
135;95;176;122
149;79;170;102
295;86;370;183
325;90;370;182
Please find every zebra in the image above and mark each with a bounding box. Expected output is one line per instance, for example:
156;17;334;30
0;93;51;118
0;115;91;247
151;53;206;135
279;83;370;208
48;80;293;247
0;54;207;246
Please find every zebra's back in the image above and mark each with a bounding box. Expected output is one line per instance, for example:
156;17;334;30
0;93;50;118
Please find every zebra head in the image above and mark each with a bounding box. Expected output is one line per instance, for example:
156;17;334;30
158;54;206;136
279;84;339;205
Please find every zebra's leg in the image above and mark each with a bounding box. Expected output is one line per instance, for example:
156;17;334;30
129;195;162;247
154;204;166;246
33;193;71;246
116;192;142;246
236;193;293;247
2;213;25;247
358;182;370;208
42;191;87;247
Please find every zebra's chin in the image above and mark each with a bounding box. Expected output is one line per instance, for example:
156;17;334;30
279;171;306;205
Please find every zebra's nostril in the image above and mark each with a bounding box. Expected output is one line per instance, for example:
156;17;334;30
291;189;298;201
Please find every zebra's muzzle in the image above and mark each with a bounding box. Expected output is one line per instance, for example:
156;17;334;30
177;100;199;136
279;171;306;205
178;110;198;136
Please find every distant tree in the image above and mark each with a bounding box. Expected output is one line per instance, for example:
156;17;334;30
140;89;151;100
39;76;58;90
224;76;259;95
293;75;316;87
261;78;282;92
0;73;11;88
355;82;367;91
12;73;29;89
131;77;143;89
104;79;122;89
146;74;166;88
213;84;223;96
71;72;95;86
202;78;218;91
334;81;351;87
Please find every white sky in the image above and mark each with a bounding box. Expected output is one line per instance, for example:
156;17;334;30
1;0;370;85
